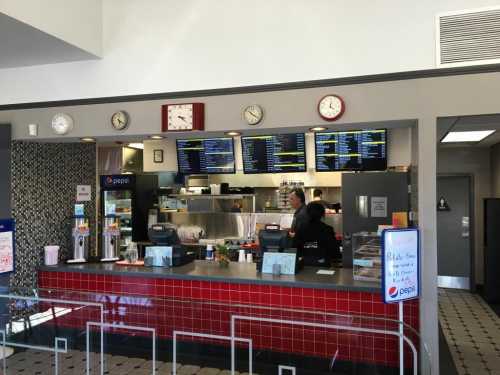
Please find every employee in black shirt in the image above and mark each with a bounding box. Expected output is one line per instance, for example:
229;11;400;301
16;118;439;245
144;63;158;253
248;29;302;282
288;188;308;238
294;202;341;266
312;189;330;208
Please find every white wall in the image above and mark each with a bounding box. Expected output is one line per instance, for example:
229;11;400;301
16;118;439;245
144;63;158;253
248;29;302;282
0;0;102;57
1;0;499;105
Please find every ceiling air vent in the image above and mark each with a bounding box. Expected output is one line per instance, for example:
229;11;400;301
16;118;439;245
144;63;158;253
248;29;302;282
436;6;500;67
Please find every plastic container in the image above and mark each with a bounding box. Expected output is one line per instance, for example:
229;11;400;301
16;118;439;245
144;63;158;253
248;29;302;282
205;244;214;261
44;246;60;265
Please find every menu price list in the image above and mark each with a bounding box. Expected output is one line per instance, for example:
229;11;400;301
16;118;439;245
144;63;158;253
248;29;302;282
242;133;306;174
177;138;235;174
315;129;386;171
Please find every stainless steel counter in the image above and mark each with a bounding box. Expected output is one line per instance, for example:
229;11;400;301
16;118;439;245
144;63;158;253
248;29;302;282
40;260;379;293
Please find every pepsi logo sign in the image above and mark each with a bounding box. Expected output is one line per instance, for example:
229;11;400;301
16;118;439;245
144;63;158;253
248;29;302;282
388;286;398;298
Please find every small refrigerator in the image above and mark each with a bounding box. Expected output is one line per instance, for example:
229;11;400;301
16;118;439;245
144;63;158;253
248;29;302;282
100;175;158;254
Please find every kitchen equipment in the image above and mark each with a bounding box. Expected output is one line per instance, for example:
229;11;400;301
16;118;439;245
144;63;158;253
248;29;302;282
100;174;158;257
101;215;120;262
238;249;246;263
68;217;90;263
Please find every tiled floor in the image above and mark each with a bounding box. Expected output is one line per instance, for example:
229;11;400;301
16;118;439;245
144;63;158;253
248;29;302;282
3;349;255;375
439;288;500;375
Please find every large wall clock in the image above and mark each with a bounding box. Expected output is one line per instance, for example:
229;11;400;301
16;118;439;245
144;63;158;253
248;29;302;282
162;103;204;132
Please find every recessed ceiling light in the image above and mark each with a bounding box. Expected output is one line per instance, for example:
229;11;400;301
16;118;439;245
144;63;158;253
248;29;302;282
128;142;144;149
225;131;241;136
150;135;164;140
441;130;495;143
80;137;96;143
309;126;327;132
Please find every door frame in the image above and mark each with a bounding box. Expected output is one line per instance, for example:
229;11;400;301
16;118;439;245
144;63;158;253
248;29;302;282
437;173;475;291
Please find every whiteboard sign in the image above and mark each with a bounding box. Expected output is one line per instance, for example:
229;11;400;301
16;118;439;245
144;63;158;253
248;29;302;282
382;228;419;303
0;219;15;274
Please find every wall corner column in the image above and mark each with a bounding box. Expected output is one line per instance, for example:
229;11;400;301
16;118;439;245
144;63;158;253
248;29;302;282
417;117;439;374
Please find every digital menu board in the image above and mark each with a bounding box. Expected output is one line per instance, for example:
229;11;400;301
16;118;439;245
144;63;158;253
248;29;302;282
242;133;307;174
315;129;387;171
176;137;235;174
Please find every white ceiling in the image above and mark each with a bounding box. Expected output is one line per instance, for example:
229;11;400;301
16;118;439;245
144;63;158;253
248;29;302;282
437;114;500;148
0;13;97;69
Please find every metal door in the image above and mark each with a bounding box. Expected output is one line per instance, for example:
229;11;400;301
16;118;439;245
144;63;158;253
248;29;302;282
437;175;472;289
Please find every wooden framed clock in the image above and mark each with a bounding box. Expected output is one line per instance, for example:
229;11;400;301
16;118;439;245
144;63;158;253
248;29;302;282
161;103;205;132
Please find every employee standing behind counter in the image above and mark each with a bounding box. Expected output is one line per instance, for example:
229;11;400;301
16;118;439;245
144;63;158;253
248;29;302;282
294;202;341;266
288;188;309;238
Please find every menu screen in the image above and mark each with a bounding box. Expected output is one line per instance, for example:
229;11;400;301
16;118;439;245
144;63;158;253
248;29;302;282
315;129;387;171
242;133;307;174
176;137;235;174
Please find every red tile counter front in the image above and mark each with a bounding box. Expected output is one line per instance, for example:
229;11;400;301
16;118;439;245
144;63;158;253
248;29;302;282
38;269;419;369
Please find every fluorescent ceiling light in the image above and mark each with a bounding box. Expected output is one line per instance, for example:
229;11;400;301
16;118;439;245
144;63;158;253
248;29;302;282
128;142;144;149
441;130;495;143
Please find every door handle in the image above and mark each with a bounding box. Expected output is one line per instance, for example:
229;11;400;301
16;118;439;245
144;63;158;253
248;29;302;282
462;216;470;238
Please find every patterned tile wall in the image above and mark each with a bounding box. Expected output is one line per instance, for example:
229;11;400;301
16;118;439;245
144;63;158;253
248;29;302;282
11;142;96;289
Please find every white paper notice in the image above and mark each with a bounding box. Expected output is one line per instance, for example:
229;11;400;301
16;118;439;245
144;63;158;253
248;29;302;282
77;185;92;202
316;270;335;275
371;196;387;218
0;231;14;273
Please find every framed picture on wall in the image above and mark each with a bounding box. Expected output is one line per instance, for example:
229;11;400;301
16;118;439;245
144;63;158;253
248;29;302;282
153;149;164;163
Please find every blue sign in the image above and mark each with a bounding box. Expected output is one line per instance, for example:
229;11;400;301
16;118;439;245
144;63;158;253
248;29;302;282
381;228;420;304
0;219;15;275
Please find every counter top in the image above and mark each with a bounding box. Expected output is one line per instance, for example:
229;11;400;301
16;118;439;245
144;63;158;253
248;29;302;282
40;261;380;293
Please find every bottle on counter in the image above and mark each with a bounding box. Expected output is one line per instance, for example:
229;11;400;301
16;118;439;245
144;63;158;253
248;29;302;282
205;244;215;261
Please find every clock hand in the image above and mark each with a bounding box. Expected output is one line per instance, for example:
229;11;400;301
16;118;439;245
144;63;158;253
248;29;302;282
248;111;259;120
178;115;187;122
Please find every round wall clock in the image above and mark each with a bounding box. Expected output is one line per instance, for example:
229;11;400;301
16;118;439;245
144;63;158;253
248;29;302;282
318;94;345;121
51;113;74;135
243;104;264;125
111;110;130;131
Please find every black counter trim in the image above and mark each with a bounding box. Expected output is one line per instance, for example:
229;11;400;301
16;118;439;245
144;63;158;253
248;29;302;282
39;263;380;293
4;64;500;110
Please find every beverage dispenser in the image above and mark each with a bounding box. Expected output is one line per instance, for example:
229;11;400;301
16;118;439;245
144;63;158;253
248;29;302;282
68;216;90;263
101;215;120;261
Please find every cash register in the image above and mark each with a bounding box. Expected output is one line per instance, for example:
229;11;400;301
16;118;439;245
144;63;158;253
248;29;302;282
257;224;303;273
147;224;195;267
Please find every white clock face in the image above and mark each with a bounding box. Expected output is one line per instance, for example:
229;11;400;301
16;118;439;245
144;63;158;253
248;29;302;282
243;105;263;125
318;95;344;121
111;111;129;131
51;113;74;135
168;104;194;131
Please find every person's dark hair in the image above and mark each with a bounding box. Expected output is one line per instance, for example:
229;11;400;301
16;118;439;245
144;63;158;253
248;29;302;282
313;189;322;198
307;202;325;221
290;188;305;204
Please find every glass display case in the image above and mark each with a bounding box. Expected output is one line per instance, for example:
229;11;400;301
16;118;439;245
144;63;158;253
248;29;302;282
352;232;382;282
103;190;133;250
